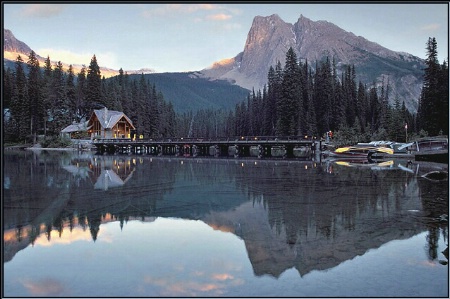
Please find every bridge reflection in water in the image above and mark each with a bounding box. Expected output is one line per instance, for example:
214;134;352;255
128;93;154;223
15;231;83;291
4;150;448;277
3;150;448;298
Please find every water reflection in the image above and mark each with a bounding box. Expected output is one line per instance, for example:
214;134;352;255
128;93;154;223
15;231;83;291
3;150;448;285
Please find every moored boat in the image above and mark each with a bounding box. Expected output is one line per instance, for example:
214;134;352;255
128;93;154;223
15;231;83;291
328;145;394;160
334;159;394;169
412;136;448;163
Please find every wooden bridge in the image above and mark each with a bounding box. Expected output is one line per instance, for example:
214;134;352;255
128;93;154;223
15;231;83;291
92;136;318;159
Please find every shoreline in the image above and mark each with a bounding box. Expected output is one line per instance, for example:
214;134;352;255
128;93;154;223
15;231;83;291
26;147;80;151
5;145;93;152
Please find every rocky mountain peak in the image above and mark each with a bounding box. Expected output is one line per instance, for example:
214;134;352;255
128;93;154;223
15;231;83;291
200;14;425;113
4;29;33;55
3;28;154;78
245;14;294;52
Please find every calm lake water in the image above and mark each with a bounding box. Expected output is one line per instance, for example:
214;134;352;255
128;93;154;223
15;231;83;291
3;149;449;297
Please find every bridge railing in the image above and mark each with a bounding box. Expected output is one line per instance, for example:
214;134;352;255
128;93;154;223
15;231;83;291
92;135;317;144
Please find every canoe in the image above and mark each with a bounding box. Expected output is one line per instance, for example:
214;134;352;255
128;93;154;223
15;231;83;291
328;146;394;159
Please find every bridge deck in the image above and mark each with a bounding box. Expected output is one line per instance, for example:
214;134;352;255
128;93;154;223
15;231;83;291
92;136;318;158
92;136;315;146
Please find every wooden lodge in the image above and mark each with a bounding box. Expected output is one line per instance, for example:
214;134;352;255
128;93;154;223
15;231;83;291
87;107;135;140
61;120;90;139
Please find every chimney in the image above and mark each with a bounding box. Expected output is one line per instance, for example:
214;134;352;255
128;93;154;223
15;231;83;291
103;107;108;123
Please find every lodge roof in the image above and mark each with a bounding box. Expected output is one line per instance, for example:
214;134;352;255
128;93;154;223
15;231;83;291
94;169;127;190
91;107;135;130
61;120;90;133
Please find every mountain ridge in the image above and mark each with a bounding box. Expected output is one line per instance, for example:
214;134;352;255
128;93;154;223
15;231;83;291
3;28;154;78
4;13;426;113
198;14;425;113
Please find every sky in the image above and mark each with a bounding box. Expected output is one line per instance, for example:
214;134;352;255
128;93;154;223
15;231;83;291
3;2;449;73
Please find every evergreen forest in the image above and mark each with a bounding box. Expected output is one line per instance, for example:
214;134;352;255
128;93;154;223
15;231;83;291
3;37;448;147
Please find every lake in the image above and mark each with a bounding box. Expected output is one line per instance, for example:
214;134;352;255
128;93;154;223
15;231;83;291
3;149;448;297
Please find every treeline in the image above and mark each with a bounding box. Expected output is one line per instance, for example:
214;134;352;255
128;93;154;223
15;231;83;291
3;53;177;143
166;39;448;143
3;37;447;145
417;37;449;137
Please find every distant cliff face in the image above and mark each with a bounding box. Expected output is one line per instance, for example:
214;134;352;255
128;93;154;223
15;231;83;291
4;29;34;54
3;29;127;78
4;14;426;114
199;14;425;113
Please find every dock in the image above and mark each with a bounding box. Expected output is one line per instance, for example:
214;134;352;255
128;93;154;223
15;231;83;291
411;136;449;163
92;136;318;159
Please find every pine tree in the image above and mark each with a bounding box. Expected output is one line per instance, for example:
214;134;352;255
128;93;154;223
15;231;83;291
265;63;282;135
344;65;358;128
164;102;176;137
3;67;14;109
3;67;15;139
49;61;70;135
386;97;403;141
41;56;53;135
356;81;367;131
378;76;390;132
436;60;449;134
148;84;159;138
418;37;441;135
277;47;301;136
66;65;77;121
26;51;43;143
76;65;87;120
334;72;345;129
101;77;112;110
135;74;148;135
86;55;102;110
313;58;333;136
11;55;29;141
368;84;380;133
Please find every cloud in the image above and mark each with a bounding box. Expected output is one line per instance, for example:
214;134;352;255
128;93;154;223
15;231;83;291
223;23;242;30
211;273;234;281
21;278;65;296
206;14;232;21
420;23;440;32
33;226;93;246
142;3;219;18
36;48;119;68
20;4;67;18
167;3;219;13
143;275;224;297
141;3;236;20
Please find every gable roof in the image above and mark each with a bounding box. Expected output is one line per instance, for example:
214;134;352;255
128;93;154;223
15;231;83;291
90;107;135;130
61;120;91;133
94;169;128;190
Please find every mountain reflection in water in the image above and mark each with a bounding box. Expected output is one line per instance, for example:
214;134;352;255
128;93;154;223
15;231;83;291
3;150;448;297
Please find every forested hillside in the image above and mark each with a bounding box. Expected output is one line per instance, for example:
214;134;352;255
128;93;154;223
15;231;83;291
128;72;250;114
3;38;447;146
226;41;447;144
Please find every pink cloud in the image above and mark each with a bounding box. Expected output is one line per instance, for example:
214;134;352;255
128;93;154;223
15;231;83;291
420;23;440;32
142;4;223;18
206;13;232;21
22;278;65;296
21;4;67;18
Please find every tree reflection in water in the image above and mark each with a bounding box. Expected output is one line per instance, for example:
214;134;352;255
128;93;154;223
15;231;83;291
3;150;449;273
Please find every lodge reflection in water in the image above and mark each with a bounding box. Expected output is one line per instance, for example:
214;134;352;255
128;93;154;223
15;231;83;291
3;150;449;277
61;154;137;190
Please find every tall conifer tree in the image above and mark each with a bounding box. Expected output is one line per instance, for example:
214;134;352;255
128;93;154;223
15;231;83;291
27;51;43;142
277;47;301;135
86;55;102;110
66;65;77;121
418;37;440;135
11;55;29;140
76;66;87;119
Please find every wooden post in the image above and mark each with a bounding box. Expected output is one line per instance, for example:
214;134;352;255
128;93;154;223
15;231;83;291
405;123;408;143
